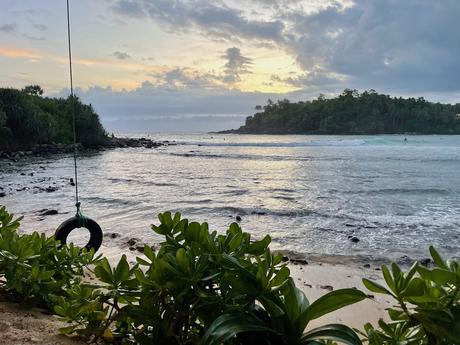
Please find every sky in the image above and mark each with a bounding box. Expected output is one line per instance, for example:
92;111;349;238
0;0;459;133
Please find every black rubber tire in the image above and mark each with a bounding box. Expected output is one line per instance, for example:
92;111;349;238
55;216;103;252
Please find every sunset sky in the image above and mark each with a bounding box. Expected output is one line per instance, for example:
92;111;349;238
1;0;459;132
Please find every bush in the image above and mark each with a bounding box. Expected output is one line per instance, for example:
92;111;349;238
0;206;100;307
360;246;460;344
51;211;366;344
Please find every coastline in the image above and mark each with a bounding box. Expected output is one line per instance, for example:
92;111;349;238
0;136;173;161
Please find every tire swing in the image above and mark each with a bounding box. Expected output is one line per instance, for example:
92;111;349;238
55;0;103;252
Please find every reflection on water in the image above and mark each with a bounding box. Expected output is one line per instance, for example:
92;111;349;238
1;134;460;261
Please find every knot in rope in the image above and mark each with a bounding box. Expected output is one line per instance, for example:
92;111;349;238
75;202;86;227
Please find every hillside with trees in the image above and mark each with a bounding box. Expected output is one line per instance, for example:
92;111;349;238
225;89;460;134
0;86;108;152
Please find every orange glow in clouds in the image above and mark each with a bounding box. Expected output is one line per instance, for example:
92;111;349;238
0;47;42;60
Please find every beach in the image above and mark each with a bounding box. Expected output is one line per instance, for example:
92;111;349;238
0;257;391;344
1;133;457;342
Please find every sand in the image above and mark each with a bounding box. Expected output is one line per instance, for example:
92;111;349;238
0;297;82;345
290;261;391;330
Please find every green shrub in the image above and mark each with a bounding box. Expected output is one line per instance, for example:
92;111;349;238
53;211;366;344
360;246;460;344
0;206;100;307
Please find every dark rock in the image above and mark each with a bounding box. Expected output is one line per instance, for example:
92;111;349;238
350;236;360;243
16;187;28;191
111;233;120;239
20;172;26;176
29;172;34;176
345;223;355;227
236;215;242;222
398;255;413;265
40;209;58;216
129;246;135;251
420;258;431;267
136;245;145;253
291;259;308;265
320;285;334;291
251;211;267;216
363;263;371;268
375;267;381;271
127;238;139;246
70;178;75;186
281;256;289;262
45;186;58;193
367;294;375;299
0;192;5;197
303;283;312;288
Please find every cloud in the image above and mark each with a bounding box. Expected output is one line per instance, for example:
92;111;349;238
113;51;131;60
0;23;17;33
222;47;252;83
150;67;220;90
32;23;47;31
284;0;460;93
54;79;296;132
111;0;460;94
112;0;286;44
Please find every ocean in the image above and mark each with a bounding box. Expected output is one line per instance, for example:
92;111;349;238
1;134;459;262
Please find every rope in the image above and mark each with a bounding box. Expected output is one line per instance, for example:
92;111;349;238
66;0;85;226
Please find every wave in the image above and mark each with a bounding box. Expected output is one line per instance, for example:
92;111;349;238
177;139;367;148
330;188;452;196
165;151;349;162
175;205;330;219
108;177;178;187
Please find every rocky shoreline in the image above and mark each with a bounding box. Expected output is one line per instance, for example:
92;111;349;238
0;137;174;161
0;137;175;199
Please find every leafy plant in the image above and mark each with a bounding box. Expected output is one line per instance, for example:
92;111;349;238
360;246;460;344
0;206;100;307
53;211;366;344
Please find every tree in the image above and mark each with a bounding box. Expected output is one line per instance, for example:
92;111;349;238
22;85;44;96
232;89;460;135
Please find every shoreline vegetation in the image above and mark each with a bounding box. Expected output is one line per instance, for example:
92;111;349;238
0;207;459;344
0;86;171;158
220;89;460;135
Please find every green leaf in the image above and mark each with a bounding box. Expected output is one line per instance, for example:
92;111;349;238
94;257;113;284
401;277;425;297
271;266;290;287
299;289;366;325
300;324;362;345
429;246;447;269
247;235;271;255
114;255;130;284
430;268;457;285
381;265;396;293
283;278;309;326
201;313;278;345
362;278;393;296
176;248;188;270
